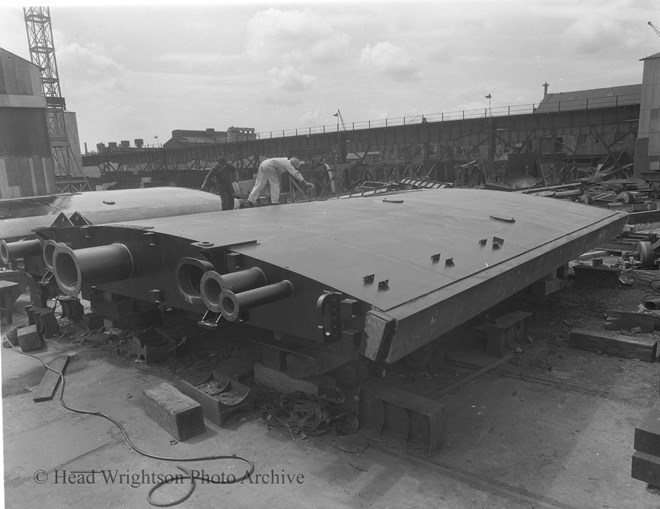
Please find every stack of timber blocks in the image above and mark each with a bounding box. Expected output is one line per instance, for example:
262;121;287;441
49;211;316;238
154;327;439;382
17;325;43;352
633;401;660;488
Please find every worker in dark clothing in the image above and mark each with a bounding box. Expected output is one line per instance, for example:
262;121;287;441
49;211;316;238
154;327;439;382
201;156;238;211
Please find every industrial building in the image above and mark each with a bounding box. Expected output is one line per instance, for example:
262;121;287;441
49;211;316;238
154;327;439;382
0;48;56;198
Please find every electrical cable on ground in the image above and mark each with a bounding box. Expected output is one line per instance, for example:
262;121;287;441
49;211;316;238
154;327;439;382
9;346;255;507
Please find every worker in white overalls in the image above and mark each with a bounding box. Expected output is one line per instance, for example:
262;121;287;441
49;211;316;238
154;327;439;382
246;157;314;206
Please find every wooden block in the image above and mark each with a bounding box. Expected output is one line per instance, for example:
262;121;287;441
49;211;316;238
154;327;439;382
33;354;72;402
573;265;620;289
632;451;660;486
332;359;371;388
530;278;568;297
82;312;105;329
475;310;531;357
18;324;42;352
34;308;61;338
359;382;445;456
605;310;656;332
0;280;19;326
91;297;134;320
253;362;333;396
177;374;252;427
286;350;349;379
635;408;660;456
27;277;48;308
261;344;287;371
568;328;657;361
103;312;143;331
143;382;204;441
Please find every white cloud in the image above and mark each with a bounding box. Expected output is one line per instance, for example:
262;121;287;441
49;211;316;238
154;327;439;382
58;42;124;81
360;41;420;82
268;65;316;91
562;17;625;54
246;8;350;67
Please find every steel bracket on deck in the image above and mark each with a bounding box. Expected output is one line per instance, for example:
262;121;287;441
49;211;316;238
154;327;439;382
198;310;223;329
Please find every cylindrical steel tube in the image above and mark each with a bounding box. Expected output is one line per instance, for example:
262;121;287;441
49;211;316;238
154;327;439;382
0;239;42;265
200;267;267;312
175;257;215;304
53;243;133;297
42;239;61;270
220;280;294;322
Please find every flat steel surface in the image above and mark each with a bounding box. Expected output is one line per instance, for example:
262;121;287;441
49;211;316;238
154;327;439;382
0;187;224;239
105;188;628;313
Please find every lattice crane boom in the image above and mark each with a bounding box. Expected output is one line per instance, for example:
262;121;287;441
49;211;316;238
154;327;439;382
23;6;90;192
649;21;660;39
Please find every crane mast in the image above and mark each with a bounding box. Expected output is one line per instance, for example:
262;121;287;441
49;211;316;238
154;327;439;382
23;6;90;192
649;21;660;39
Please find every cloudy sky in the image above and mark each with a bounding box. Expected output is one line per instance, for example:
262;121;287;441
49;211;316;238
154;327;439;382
1;0;659;151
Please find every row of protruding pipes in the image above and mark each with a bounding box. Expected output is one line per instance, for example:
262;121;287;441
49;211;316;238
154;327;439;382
1;237;294;322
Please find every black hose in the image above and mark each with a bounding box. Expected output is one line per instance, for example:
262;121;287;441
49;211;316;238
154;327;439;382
10;347;255;506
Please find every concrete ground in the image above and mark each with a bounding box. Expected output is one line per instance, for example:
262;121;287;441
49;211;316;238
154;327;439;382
3;273;660;509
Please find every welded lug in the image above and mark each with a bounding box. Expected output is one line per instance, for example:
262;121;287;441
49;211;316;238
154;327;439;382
363;274;375;284
143;232;159;246
225;252;243;271
50;212;73;228
492;237;504;249
40;270;55;286
0;238;43;265
479;238;487;246
149;289;163;304
317;291;343;342
341;329;362;346
219;280;294;322
69;211;92;226
340;298;360;320
445;258;454;266
378;280;389;291
198;310;224;329
201;267;267;313
175;257;215;305
52;243;134;297
431;253;441;263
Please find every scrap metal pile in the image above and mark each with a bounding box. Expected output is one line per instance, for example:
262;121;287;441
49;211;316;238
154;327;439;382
2;186;629;365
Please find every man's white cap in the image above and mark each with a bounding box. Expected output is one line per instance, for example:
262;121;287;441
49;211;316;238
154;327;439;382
289;157;301;168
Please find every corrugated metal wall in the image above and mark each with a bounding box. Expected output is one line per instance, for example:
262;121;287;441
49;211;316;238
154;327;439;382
0;108;51;156
635;54;660;175
0;156;55;198
0;49;42;97
0;48;56;198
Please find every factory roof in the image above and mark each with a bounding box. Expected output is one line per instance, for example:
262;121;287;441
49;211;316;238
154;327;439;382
535;84;641;113
641;51;660;61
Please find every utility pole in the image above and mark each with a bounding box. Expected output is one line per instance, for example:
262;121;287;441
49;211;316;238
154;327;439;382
24;6;90;192
333;110;347;163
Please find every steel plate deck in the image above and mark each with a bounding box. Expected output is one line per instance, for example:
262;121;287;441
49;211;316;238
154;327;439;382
0;187;224;240
104;188;628;312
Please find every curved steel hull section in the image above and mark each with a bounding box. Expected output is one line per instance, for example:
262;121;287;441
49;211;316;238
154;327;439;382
36;188;629;363
0;187;224;241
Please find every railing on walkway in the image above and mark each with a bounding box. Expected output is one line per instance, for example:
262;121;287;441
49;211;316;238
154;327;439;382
255;92;640;140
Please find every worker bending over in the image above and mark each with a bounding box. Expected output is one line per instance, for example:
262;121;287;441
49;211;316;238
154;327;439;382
247;157;314;206
201;156;239;210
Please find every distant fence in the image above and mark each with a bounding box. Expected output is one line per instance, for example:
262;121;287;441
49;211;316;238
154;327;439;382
255;92;640;140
